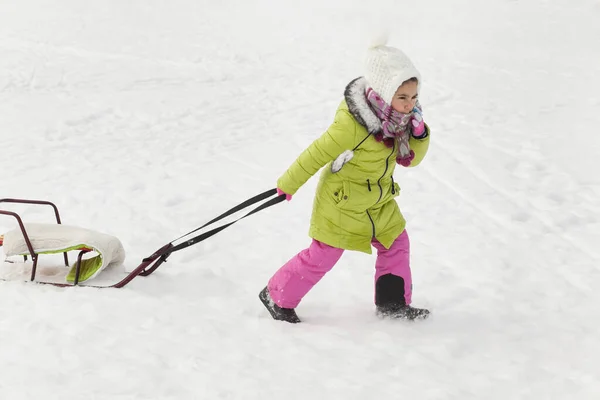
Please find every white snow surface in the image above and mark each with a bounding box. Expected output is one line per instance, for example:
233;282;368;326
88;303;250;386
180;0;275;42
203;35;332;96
1;0;599;398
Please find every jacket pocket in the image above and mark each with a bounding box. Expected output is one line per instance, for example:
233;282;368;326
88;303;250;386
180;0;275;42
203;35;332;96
333;181;350;209
392;182;400;197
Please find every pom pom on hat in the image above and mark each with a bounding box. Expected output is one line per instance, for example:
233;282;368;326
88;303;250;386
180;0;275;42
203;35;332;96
364;43;421;106
368;30;390;49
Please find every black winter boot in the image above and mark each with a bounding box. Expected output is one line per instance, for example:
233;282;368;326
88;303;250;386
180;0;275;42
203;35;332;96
259;286;301;323
376;304;430;320
375;274;430;321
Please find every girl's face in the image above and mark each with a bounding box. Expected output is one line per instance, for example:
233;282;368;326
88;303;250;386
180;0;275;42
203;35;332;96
391;80;418;114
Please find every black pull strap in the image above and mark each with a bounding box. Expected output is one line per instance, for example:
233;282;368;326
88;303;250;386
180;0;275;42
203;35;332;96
168;194;284;254
158;189;285;258
172;188;277;243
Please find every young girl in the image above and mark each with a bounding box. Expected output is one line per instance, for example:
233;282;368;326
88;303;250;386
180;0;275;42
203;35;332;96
260;43;431;323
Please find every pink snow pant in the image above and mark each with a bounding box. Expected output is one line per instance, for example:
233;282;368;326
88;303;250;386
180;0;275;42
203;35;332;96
267;230;412;309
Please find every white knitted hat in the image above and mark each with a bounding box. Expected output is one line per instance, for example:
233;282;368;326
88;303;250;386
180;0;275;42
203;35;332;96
364;45;421;105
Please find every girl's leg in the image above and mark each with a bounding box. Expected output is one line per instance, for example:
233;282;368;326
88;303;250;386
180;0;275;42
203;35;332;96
372;230;413;306
267;239;344;308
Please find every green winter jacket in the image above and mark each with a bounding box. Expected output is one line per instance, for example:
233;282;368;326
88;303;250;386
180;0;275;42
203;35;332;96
277;78;430;254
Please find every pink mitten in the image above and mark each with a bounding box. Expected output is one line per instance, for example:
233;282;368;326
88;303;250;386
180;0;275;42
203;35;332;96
410;107;426;138
277;188;292;201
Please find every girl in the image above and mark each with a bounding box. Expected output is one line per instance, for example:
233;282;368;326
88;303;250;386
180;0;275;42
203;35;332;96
260;43;431;323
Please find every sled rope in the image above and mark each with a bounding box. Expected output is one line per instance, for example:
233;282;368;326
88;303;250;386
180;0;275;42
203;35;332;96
159;188;285;259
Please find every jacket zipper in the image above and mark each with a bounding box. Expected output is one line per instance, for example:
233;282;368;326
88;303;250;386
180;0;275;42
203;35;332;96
367;142;396;239
366;210;376;238
376;142;396;203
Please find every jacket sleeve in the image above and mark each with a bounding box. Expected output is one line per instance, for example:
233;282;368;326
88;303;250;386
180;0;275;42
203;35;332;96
408;123;431;167
277;109;357;195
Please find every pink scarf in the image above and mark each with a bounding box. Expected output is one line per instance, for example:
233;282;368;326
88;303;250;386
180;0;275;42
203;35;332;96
366;87;420;166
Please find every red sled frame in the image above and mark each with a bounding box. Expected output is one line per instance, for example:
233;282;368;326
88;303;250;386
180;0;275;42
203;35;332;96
0;198;172;288
1;190;283;288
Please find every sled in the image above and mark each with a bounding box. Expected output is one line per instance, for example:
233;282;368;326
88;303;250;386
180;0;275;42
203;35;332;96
0;190;284;288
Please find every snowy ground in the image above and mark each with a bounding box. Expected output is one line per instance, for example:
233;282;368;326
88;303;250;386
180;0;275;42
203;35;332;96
1;0;599;399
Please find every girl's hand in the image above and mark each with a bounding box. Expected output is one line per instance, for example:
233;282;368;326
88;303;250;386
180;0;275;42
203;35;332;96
410;107;426;138
277;188;292;201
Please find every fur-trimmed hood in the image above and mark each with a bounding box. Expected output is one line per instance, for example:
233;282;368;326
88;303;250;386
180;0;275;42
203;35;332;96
343;77;383;136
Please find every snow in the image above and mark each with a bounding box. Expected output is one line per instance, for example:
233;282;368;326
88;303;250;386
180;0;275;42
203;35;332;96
1;0;599;398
